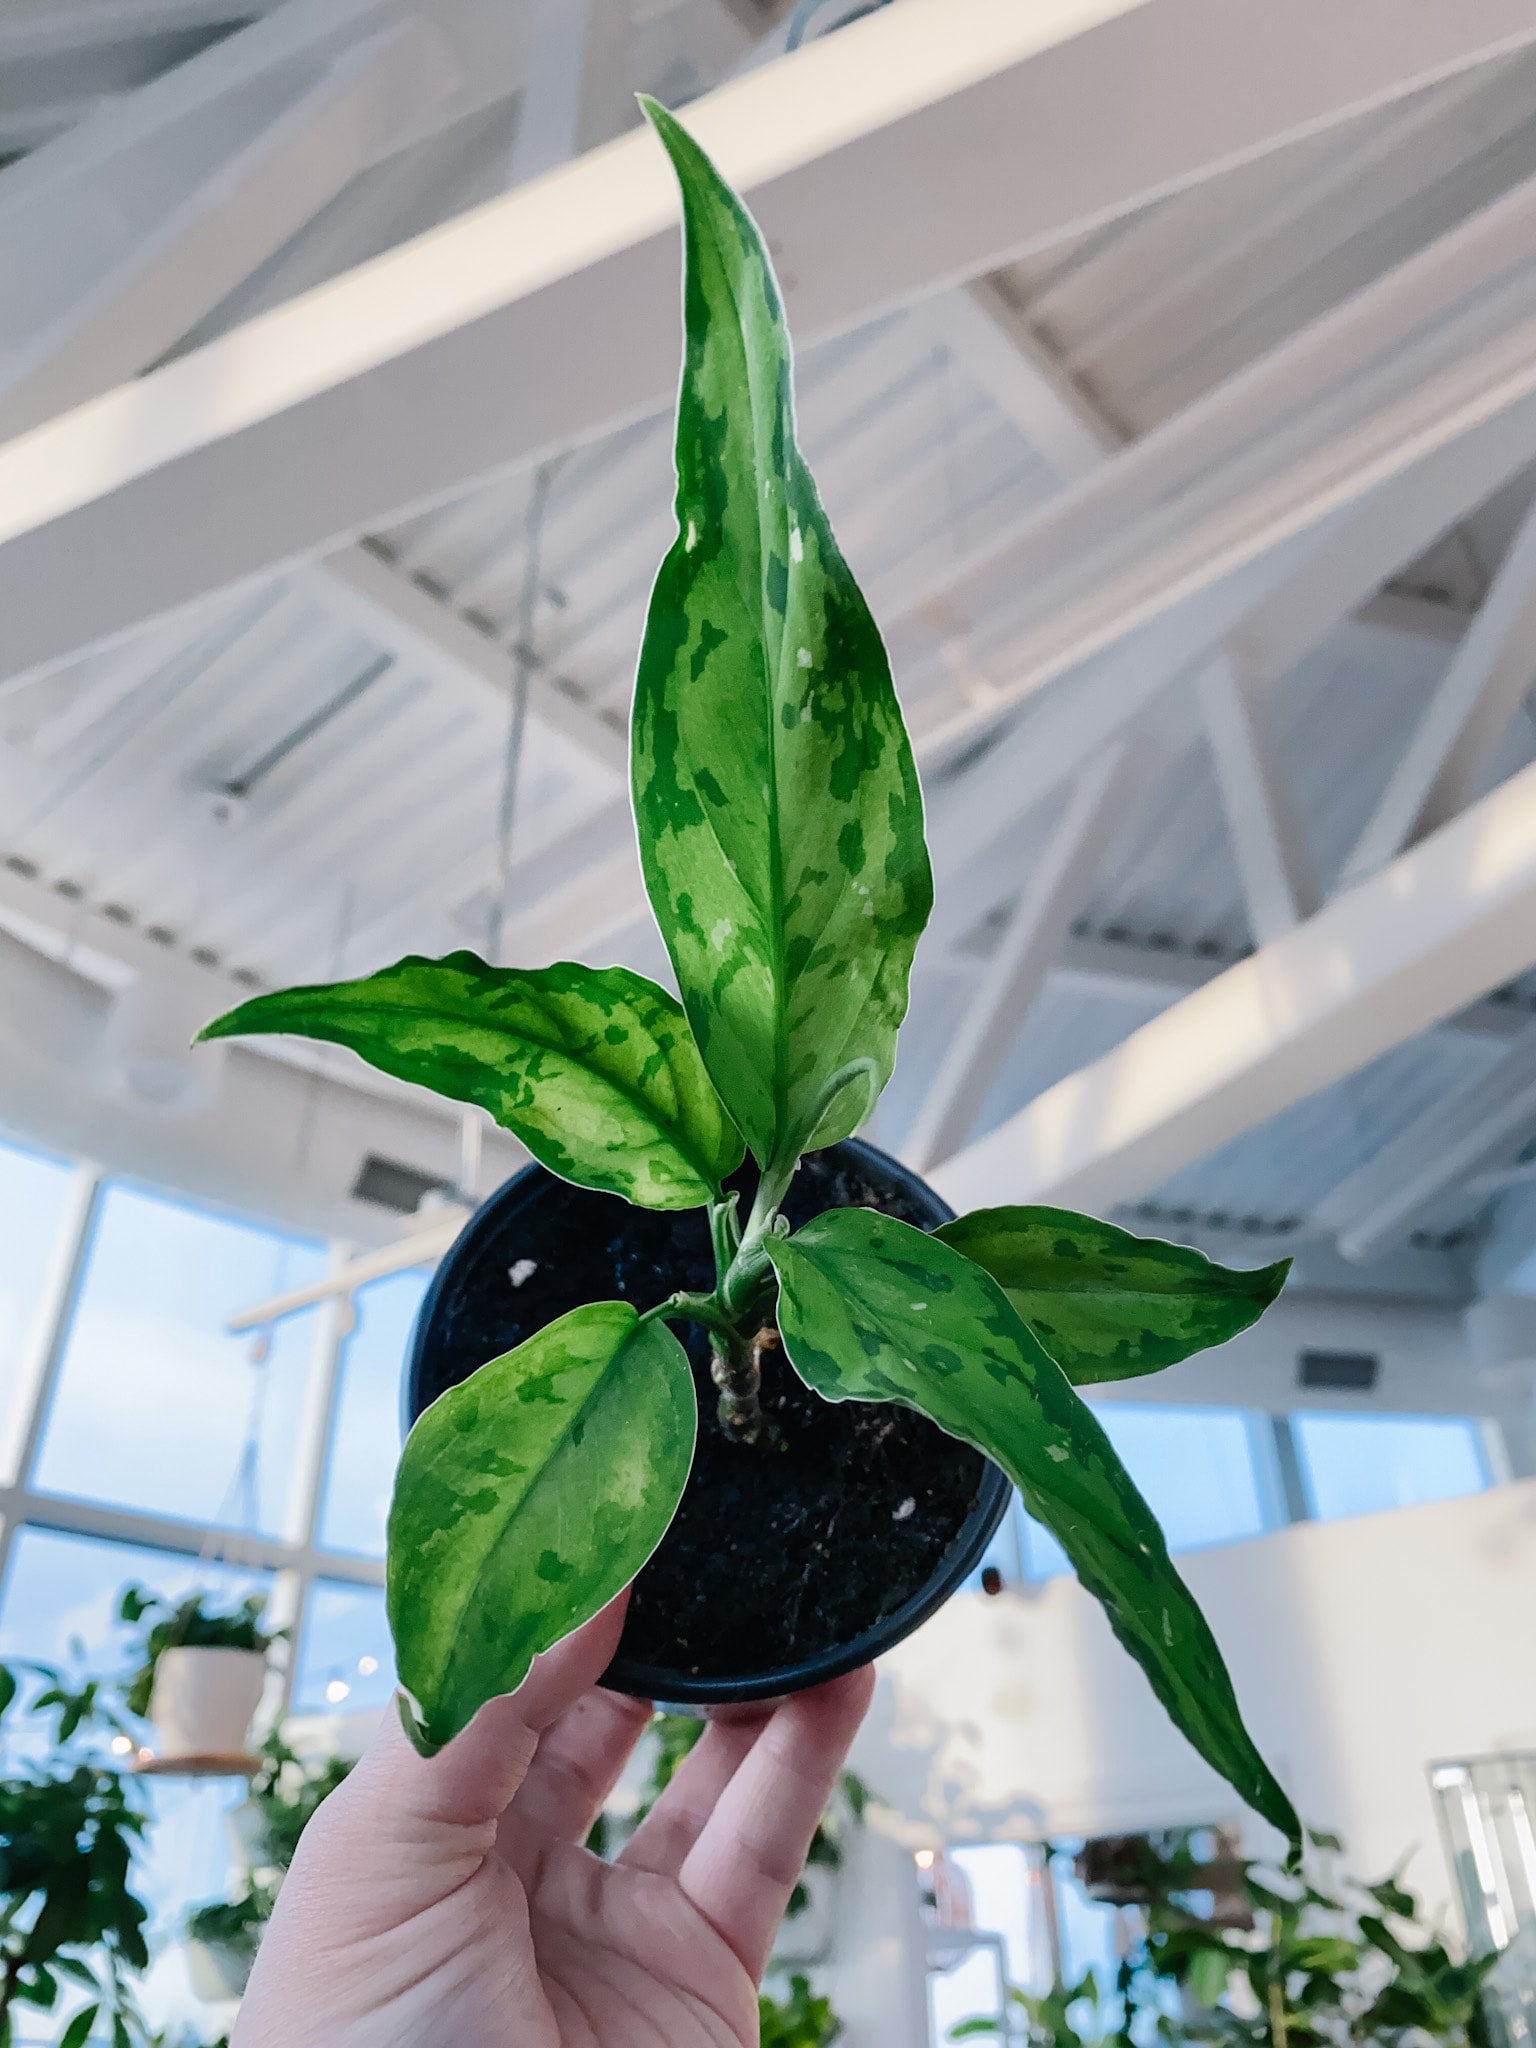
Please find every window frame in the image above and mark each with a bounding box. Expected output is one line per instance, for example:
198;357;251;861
0;1161;384;1717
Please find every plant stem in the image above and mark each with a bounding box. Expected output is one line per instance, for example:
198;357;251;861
649;1162;806;1445
1268;1975;1289;2048
0;1952;19;2032
709;1322;765;1444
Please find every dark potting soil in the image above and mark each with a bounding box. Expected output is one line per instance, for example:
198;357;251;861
409;1145;993;1688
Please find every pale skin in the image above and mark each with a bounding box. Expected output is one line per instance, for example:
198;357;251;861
232;1592;874;2048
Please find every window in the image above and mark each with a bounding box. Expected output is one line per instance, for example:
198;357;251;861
293;1580;395;1715
319;1270;426;1558
0;1137;76;1441
1021;1405;1269;1579
0;1525;269;1675
32;1182;326;1534
0;1144;416;2043
1293;1412;1489;1522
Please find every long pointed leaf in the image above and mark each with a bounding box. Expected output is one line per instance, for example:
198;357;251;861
766;1208;1298;1839
58;2006;98;2048
201;953;742;1210
634;100;932;1168
937;1207;1289;1386
388;1301;696;1754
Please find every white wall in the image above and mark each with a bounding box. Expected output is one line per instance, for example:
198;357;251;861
1101;1289;1534;1421
854;1479;1536;1926
0;926;524;1241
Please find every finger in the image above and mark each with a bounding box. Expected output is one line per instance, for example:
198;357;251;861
356;1592;634;1835
679;1666;874;1981
616;1711;769;1878
499;1685;652;1859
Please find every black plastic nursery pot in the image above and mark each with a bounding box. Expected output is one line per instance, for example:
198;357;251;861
406;1138;1011;1706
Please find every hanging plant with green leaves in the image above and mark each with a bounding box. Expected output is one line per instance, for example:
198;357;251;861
200;101;1296;1842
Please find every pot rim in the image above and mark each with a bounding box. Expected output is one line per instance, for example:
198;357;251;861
406;1136;1013;1705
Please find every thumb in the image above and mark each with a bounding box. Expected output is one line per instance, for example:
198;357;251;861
349;1592;635;1835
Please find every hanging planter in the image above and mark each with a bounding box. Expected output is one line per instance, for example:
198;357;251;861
197;101;1299;1854
121;1588;277;1771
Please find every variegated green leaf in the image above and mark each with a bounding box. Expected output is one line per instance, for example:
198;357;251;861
388;1302;696;1755
937;1207;1289;1387
199;953;742;1210
634;100;932;1170
766;1208;1298;1840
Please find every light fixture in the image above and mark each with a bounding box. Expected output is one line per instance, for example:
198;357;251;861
325;1679;351;1705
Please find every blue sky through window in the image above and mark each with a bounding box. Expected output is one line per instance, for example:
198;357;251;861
1022;1404;1270;1579
33;1182;326;1535
319;1270;425;1558
1294;1412;1489;1521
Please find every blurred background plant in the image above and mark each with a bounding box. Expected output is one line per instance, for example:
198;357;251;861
949;1828;1496;2048
0;1658;153;2046
0;1584;348;2047
760;1970;843;2047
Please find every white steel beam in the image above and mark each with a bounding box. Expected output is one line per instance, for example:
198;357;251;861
506;0;638;187
933;752;1536;1216
920;278;1121;483
0;4;275;58
905;744;1131;1173
899;157;1536;757
228;1214;464;1330
1315;1022;1536;1263
309;542;629;777
1196;648;1317;943
0;19;459;443
908;274;1536;763
1047;932;1529;1043
1338;496;1536;889
6;0;1536;680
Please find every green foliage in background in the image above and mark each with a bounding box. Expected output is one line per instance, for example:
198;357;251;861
200;98;1296;1841
759;1972;842;2048
0;1660;153;2048
950;1828;1496;2048
0;1593;353;2046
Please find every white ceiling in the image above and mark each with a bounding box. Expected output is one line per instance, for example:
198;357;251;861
4;0;1536;1312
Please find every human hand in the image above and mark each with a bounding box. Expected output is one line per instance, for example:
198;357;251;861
231;1593;873;2048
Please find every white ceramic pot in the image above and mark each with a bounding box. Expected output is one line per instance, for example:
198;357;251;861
185;1937;255;2003
149;1646;266;1759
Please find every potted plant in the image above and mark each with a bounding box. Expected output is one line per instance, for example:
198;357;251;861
0;1661;156;2046
197;103;1297;1844
120;1587;278;1763
181;1893;266;2004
